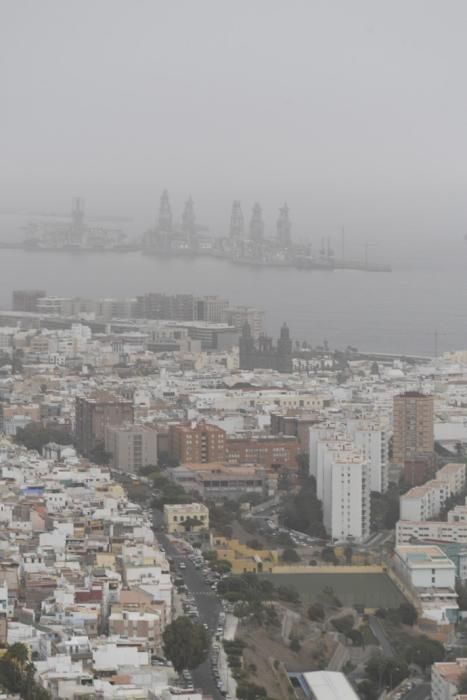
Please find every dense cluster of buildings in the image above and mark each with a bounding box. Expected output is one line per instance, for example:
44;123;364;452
0;438;176;698
3;288;467;695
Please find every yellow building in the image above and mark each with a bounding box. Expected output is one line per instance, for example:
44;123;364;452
163;502;209;534
211;536;278;574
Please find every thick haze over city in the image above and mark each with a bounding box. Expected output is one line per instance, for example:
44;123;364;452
3;6;467;700
2;1;467;247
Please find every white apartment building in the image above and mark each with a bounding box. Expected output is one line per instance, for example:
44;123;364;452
310;420;388;497
346;418;389;493
320;445;370;542
432;659;467;700
396;519;467;546
394;545;456;590
309;423;346;487
315;437;354;501
400;479;451;522
399;463;465;522
448;499;467;523
436;462;466;495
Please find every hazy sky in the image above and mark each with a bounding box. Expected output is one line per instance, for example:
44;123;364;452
2;1;467;246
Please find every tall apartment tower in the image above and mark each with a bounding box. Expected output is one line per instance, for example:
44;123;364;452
393;391;434;467
168;421;226;464
75;391;134;456
248;202;264;242
229;200;244;240
158;190;173;232
276;203;291;248
319;444;370;542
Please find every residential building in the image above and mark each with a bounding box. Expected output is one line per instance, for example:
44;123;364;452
393;544;458;623
396;520;467;546
105;425;158;473
168;421;226;464
225;435;299;470
12;289;46;313
222;305;264;339
400;480;451;522
437;463;466;495
169;462;276;500
108;609;161;653
75;391;134;455
318;444;370;542
400;465;464;522
432;659;467;700
163;503;209;534
211;536;278;574
392;391;434;467
271;412;322;453
346;418;389;493
194;296;229;323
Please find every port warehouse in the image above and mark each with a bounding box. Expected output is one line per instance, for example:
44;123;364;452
260;569;408;609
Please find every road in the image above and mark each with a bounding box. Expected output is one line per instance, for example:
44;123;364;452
152;507;224;700
401;682;430;700
368;615;396;657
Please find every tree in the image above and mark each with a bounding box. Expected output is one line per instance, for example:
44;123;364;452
457;580;467;611
347;629;364;646
0;643;52;699
358;679;379;700
237;683;267;700
344;544;353;565
282;476;325;537
282;548;300;563
276;532;294;547
405;636;445;669
365;655;408;690
290;636;301;652
89;443;111;465
163;617;209;672
183;516;203;532
331;614;354;635
7;643;29;664
15;422;73;453
397;602;418;626
308;602;325;621
321;546;338;564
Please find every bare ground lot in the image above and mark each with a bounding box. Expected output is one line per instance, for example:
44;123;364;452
238;619;334;700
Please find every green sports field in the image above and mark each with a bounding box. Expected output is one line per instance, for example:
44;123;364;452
260;572;407;608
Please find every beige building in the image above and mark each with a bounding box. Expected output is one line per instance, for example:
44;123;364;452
108;609;162;653
163;503;209;534
432;659;467;700
393;391;434;466
105;424;158;473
